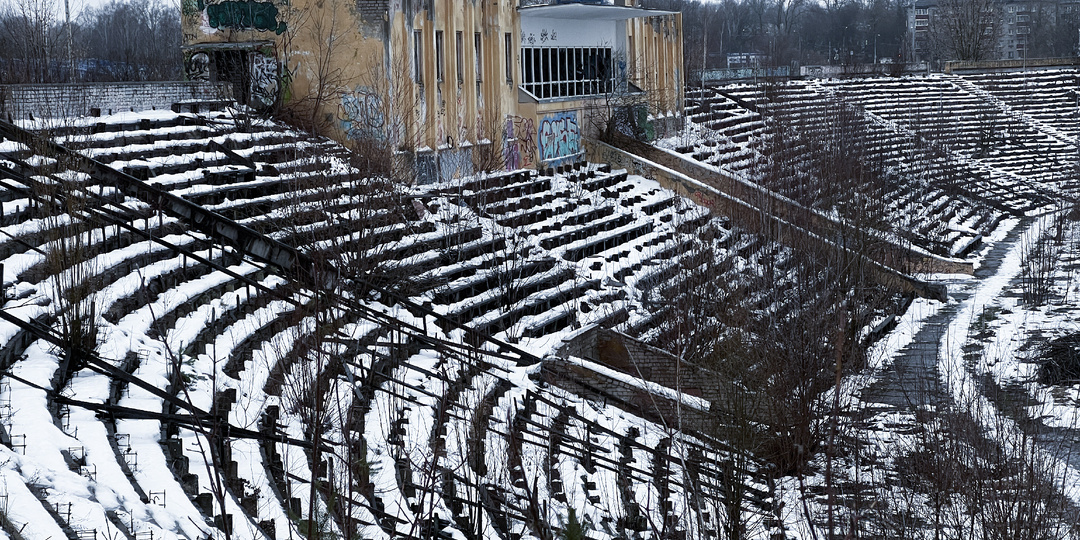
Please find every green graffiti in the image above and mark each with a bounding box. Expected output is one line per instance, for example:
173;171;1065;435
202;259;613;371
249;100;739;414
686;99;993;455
199;1;287;34
182;0;200;16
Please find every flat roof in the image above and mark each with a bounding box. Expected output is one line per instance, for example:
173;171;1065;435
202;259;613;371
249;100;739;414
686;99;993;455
518;3;677;20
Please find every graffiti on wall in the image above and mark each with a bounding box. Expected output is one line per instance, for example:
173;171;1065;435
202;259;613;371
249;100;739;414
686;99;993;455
249;51;279;109
538;112;581;164
185;52;210;81
340;86;384;141
198;0;287;34
521;28;558;45
439;147;474;183
504;115;536;170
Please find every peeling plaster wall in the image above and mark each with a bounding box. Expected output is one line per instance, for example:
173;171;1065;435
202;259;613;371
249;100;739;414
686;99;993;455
627;13;684;116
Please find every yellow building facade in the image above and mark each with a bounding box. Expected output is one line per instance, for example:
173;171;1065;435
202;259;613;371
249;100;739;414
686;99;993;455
181;0;683;181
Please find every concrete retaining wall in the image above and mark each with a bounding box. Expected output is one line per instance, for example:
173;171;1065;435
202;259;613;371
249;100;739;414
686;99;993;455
0;82;232;120
585;137;956;300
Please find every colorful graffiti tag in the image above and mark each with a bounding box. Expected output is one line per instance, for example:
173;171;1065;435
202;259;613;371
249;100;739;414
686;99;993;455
249;51;279;109
184;52;210;81
339;86;384;141
538;112;580;165
198;0;287;34
504;115;536;170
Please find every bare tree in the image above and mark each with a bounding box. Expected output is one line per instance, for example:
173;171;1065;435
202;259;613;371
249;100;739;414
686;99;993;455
927;0;1000;61
79;0;182;81
0;0;64;83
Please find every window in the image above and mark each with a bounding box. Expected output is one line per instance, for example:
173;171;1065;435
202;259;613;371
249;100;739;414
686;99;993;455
915;18;928;27
1017;25;1030;33
1017;13;1030;21
521;47;613;99
1008;5;1017;12
413;30;423;83
456;31;464;83
504;33;513;84
474;32;482;82
435;30;445;82
915;8;928;15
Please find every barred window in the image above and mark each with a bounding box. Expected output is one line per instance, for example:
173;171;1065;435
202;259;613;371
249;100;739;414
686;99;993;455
520;47;613;99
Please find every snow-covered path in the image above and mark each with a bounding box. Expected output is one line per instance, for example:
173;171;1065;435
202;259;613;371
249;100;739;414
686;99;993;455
861;213;1080;507
860;218;1028;410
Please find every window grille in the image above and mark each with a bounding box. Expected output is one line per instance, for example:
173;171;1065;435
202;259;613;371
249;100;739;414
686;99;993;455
520;47;613;99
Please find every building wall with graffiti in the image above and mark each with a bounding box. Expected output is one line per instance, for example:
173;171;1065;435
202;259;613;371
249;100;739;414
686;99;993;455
182;0;289;44
181;0;683;178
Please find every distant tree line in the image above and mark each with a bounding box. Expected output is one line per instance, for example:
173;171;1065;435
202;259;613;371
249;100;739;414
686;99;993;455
0;0;181;84
644;0;908;71
644;0;1080;73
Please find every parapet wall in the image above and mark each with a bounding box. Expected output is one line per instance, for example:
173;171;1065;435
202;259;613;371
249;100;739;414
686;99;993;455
0;82;232;120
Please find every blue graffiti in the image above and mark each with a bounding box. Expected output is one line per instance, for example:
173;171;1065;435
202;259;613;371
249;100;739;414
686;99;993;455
537;112;580;163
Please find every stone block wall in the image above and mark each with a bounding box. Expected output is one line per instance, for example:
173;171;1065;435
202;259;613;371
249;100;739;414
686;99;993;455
0;82;232;121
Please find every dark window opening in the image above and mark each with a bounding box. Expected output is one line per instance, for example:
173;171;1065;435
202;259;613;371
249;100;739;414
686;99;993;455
504;32;513;84
413;30;423;83
436;30;445;82
474;32;482;82
456;31;464;83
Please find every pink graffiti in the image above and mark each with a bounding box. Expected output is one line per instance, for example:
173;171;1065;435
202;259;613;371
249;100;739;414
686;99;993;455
505;115;536;170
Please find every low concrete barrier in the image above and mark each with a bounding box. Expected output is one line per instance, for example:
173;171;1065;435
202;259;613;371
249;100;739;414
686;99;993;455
585;137;960;300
